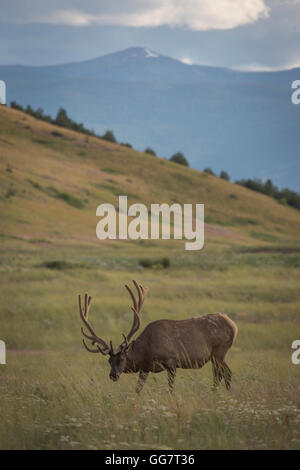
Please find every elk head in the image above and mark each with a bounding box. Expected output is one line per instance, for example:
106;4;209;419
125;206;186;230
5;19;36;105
78;280;148;382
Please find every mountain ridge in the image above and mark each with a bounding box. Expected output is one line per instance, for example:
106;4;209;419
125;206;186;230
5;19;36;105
0;47;299;190
1;47;299;75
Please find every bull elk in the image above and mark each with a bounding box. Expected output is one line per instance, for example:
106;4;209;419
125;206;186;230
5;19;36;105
78;280;238;393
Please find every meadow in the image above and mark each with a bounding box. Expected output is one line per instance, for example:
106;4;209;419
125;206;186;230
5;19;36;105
0;106;300;449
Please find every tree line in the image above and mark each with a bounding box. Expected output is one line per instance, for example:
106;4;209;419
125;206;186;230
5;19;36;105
10;101;300;211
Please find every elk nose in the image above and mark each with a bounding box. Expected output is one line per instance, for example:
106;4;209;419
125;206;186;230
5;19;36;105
110;373;118;382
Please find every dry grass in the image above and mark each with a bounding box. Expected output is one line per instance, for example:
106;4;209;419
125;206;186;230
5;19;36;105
0;106;300;449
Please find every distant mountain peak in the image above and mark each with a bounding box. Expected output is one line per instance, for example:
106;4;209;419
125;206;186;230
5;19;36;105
143;48;160;58
121;47;160;59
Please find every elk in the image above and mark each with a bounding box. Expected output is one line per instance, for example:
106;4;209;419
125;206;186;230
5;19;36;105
78;280;238;393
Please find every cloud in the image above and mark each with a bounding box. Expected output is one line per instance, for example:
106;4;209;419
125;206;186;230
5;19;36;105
6;0;270;30
180;57;193;65
104;0;270;31
232;63;278;72
39;9;93;26
233;60;300;72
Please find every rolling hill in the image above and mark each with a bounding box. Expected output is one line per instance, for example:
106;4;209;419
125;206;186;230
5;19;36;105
1;105;300;450
1;104;300;249
0;47;299;190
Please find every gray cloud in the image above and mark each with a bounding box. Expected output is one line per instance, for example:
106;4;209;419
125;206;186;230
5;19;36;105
0;0;300;70
1;0;269;30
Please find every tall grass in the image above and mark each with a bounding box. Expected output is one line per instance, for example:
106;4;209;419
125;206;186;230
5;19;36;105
0;247;299;449
0;106;300;449
0;349;299;450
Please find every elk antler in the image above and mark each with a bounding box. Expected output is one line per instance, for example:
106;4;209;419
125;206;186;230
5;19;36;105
78;293;111;355
115;280;148;352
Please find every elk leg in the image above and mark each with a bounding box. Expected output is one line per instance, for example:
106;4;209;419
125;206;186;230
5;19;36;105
211;356;223;389
222;361;232;390
136;371;148;394
212;356;232;390
167;368;176;394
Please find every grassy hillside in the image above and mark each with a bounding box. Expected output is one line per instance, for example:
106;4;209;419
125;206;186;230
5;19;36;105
1;106;300;244
0;106;300;450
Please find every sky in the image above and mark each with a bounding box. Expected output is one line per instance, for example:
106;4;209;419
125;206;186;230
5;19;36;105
0;0;300;70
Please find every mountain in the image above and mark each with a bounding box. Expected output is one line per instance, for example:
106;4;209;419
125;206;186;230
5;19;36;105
0;47;299;190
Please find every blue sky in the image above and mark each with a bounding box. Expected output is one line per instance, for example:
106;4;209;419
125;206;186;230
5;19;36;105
0;0;300;69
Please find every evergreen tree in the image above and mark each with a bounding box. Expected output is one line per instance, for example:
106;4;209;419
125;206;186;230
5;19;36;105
220;170;230;181
102;129;117;143
169;152;189;167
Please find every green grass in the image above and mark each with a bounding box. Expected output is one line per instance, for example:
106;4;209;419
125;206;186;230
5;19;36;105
49;188;86;209
0;106;300;449
139;256;171;269
40;260;80;270
0;247;299;450
102;168;124;175
1;349;299;450
27;180;86;208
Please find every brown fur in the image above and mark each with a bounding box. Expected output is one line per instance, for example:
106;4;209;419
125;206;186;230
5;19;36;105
79;283;238;393
115;312;238;393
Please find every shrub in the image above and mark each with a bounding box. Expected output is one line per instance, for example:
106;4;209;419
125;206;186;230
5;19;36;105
55;107;70;128
139;257;171;269
161;257;171;268
139;258;152;268
102;130;117;144
27;179;42;190
10;102;97;138
5;187;16;199
220;170;230;181
236;178;300;212
52;190;85;209
144;147;156;156
10;101;24;111
203;168;215;176
169;152;189;167
278;197;287;206
51;131;63;137
120;142;132;148
41;260;72;270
